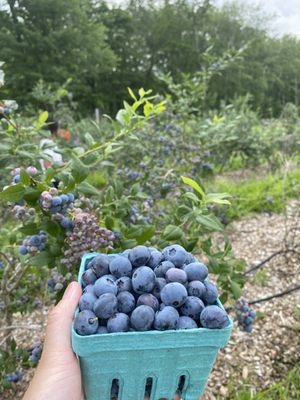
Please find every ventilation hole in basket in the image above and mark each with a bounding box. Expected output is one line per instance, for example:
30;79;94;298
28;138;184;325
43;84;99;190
144;377;153;399
174;375;186;399
110;379;119;400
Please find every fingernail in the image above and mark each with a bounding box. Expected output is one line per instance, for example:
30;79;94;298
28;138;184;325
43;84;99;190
62;282;77;300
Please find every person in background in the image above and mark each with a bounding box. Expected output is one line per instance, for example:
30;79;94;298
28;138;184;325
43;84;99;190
40;116;63;170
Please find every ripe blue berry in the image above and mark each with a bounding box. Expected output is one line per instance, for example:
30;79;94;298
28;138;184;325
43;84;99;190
93;293;118;319
129;246;151;267
154;261;174;277
81;269;97;287
117;291;136;314
202;281;218;304
154;306;179;330
116;276;132;293
130;305;154;331
152;277;167;299
165;268;187;285
89;255;110;278
109;256;132;278
183;262;208;282
107;313;130;333
200;305;229;329
162;244;187;267
187;280;206;298
160;282;187;308
177;316;198;330
74;310;99;335
180;296;204;320
132;266;156;294
94;276;118;297
147;248;163;269
137;293;159;312
79;292;97;311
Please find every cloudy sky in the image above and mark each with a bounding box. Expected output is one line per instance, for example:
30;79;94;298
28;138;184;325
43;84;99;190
213;0;300;37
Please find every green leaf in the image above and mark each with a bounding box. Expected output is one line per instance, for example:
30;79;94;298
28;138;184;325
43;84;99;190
19;223;38;235
231;280;242;299
181;176;205;198
44;168;55;182
126;225;155;244
71;157;89;183
20;170;31;186
105;186;115;203
23;188;42;205
40;220;60;237
128;87;137;101
30;251;53;267
196;214;224;231
105;216;115;230
183;192;199;203
205;193;231;205
77;181;99;196
162;225;184;241
0;184;25;202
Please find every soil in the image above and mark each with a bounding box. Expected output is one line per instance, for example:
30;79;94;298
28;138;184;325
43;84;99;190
2;206;300;400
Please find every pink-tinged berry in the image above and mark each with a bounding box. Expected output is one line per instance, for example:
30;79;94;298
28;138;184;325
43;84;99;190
26;166;37;176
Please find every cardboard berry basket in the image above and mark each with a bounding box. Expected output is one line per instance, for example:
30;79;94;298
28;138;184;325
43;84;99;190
72;252;233;400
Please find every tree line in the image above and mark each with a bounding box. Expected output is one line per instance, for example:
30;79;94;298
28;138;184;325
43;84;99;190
0;0;299;117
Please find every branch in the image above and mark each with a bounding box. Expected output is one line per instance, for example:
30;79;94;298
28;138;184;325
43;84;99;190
7;263;31;293
0;324;42;331
244;250;283;275
249;284;300;305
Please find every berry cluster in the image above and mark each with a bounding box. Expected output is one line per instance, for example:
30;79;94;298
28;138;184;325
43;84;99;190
13;205;35;220
74;244;230;336
19;231;47;255
61;209;116;270
29;343;42;363
235;297;256;332
0;106;12;115
47;269;71;292
40;188;74;214
3;371;23;383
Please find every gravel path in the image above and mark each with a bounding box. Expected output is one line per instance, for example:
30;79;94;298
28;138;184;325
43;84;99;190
2;208;300;399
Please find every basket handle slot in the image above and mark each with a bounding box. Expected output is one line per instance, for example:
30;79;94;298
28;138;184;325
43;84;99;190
144;377;154;399
110;378;120;400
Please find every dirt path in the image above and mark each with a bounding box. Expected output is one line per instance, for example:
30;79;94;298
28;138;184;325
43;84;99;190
2;209;300;399
204;208;300;399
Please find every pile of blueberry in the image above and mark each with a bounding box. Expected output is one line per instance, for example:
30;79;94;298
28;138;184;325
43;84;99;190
235;297;256;332
74;244;230;335
29;343;42;363
3;371;23;383
19;231;47;255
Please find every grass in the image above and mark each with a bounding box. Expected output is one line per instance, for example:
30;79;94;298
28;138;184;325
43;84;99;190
218;364;300;399
209;169;300;220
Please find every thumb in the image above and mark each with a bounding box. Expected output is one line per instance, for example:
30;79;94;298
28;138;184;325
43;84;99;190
42;281;82;356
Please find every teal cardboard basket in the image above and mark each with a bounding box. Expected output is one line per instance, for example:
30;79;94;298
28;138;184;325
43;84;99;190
72;253;233;400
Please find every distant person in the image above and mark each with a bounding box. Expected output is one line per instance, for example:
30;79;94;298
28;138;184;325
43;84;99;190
40;116;63;170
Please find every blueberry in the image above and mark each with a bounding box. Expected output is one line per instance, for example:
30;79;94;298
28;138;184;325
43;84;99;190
83;284;94;294
79;292;97;311
147;248;163;269
187;280;206;298
28;235;41;247
130;305;154;331
121;249;130;258
19;245;28;255
89;255;110;278
93;293;118;319
202;281;218;304
60;194;69;204
81;269;97;286
96;325;108;334
107;313;130;333
162;244;187;267
200;305;229;329
129;246;151;267
160;282;187;308
184;253;196;265
60;218;74;231
137;293;159;312
101;274;117;282
109;256;132;278
13;174;20;183
132;266;156;294
249;310;256;318
74;310;99;335
183;262;208;282
242;305;249;312
51;196;62;206
117;291;136;314
244;324;253;332
180;296;204;320
166;268;187;285
67;193;75;202
244;316;253;325
177;316;198;330
152;277;167;300
154;261;174;277
116;276;132;293
94;276;118;297
154;306;179;330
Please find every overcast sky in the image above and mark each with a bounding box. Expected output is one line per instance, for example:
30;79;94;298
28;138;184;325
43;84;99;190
213;0;300;37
